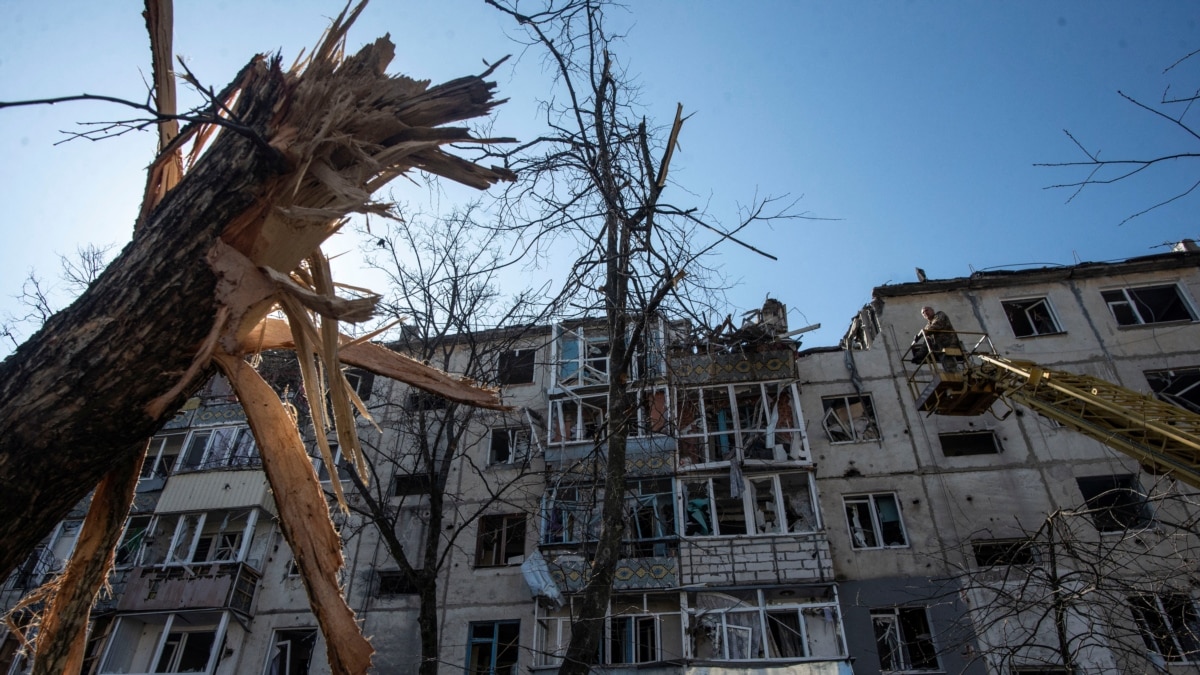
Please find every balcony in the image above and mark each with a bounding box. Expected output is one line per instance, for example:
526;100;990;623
678;534;833;587
547;553;678;593
117;561;259;615
545;435;676;475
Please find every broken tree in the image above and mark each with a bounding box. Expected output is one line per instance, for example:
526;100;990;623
0;4;512;673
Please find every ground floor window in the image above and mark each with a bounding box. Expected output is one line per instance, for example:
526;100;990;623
99;611;228;674
466;621;519;675
264;629;317;675
689;588;846;661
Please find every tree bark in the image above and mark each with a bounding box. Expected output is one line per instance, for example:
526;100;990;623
0;57;287;578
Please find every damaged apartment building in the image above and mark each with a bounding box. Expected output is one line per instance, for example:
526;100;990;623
4;243;1200;675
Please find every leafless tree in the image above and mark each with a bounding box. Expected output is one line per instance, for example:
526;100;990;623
930;480;1200;674
484;1;805;671
322;211;549;675
1039;49;1200;226
1;244;115;349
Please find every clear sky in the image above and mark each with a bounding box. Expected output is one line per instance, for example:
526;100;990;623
1;2;1197;350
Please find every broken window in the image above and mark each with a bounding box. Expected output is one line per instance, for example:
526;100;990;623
1103;285;1196;326
1130;593;1200;662
144;509;256;566
264;629;317;675
549;395;607;443
689;589;846;661
870;607;939;672
678;382;805;464
684;473;817;537
625;478;675;553
844;493;907;549
475;514;526;567
142;433;186;479
99;613;224;674
1146;367;1200;414
1076;475;1151;532
821;395;879;443
405;390;449;413
6;519;81;589
114;515;153;568
392;473;432;497
939;430;1002;456
972;538;1038;567
542;485;601;545
609;616;658;664
489;427;531;465
556;326;609;387
376;570;418;596
341;368;374;401
1002;297;1063;337
466;621;520;674
160;426;258;474
498;348;536;385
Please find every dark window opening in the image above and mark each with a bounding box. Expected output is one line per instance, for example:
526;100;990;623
1131;593;1200;662
266;629;317;675
1103;286;1196;326
467;621;520;674
392;473;432;497
1002;298;1063;337
376;570;419;596
498;349;536;385
871;607;939;672
972;539;1038;567
939;430;1002;456
1146;367;1200;415
406;391;449;412
1076;475;1150;532
489;428;530;465
475;514;526;567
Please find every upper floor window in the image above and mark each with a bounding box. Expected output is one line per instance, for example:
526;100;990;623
4;519;81;590
870;607;939;672
475;514;526;567
548;388;669;444
542;478;675;551
1076;474;1150;533
115;515;153;568
1002;297;1063;337
100;613;224;674
1146;367;1200;414
939;430;1002;456
678;382;806;464
821;395;879;443
311;443;351;483
137;508;257;567
143;426;259;478
341;368;374;402
1130;593;1200;663
683;473;816;537
489;427;531;466
265;629;318;675
556;326;609;387
844;493;907;549
1102;285;1196;326
467;621;520;675
688;589;847;661
498;349;536;385
972;538;1038;567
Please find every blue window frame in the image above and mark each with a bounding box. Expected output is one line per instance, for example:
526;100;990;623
466;621;520;674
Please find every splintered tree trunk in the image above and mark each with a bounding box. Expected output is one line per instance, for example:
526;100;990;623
0;60;287;578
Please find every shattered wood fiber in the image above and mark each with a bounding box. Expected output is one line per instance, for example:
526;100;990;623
0;3;513;674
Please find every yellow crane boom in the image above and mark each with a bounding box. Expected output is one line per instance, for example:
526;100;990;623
906;332;1200;489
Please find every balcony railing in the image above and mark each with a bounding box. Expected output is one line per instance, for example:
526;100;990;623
117;561;260;615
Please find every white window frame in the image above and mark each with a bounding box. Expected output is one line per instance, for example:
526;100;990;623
98;612;229;675
844;493;908;549
1102;284;1197;326
688;590;847;661
682;473;818;538
1001;296;1063;337
870;606;940;672
158;509;257;566
678;381;807;464
488;427;531;466
820;394;879;444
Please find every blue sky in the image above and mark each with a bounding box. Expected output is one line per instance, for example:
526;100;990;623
1;2;1197;349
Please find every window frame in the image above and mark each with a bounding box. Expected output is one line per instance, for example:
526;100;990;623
938;430;1002;457
1102;284;1197;326
971;538;1039;567
1001;297;1064;338
676;381;806;464
843;493;908;550
685;590;847;662
475;514;526;568
1075;474;1151;533
498;349;536;385
465;620;520;675
1130;592;1200;663
820;394;880;444
1145;367;1200;415
682;472;818;538
488;427;531;466
870;606;940;673
262;628;318;675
